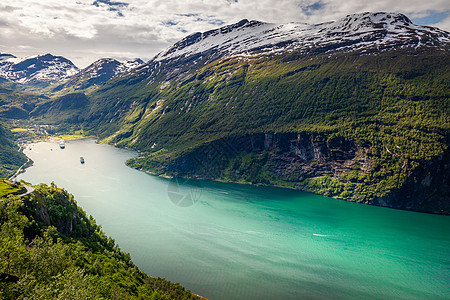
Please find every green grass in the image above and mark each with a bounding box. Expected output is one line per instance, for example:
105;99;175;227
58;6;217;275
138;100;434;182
0;180;20;198
10;128;35;133
58;134;85;140
0;124;28;179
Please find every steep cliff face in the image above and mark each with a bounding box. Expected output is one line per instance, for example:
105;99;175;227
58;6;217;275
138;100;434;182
133;132;448;214
373;146;450;214
168;133;367;180
21;185;80;238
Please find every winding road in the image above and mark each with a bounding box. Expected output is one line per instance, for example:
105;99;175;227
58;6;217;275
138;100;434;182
19;184;35;197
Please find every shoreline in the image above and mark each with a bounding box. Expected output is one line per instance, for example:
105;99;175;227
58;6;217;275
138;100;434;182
17;138;449;216
11;136;206;299
11;136;98;179
136;166;449;216
47;135;97;142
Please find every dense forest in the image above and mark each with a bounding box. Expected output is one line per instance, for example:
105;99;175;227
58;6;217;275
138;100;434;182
0;182;200;299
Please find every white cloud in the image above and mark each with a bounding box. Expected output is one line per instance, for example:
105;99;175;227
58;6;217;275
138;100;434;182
435;15;450;30
0;0;448;68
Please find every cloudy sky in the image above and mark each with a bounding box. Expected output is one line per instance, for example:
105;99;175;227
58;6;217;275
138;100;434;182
1;0;449;68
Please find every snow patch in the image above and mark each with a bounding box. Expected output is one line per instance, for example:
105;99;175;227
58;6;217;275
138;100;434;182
153;12;450;63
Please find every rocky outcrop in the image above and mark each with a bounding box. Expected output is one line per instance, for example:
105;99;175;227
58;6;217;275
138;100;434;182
373;147;450;214
164;132;449;214
21;186;81;238
169;133;369;180
267;133;371;180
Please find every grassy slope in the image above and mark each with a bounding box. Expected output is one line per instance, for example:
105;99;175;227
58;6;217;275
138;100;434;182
0;85;49;119
0;181;21;198
89;48;448;149
0;183;200;299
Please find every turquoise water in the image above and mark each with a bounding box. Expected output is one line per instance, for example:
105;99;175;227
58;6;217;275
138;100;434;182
18;139;450;299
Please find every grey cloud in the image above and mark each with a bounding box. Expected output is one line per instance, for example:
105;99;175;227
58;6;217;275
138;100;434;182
1;0;449;68
301;1;326;16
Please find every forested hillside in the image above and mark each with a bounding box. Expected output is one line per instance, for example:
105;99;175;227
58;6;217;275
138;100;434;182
0;183;200;299
0;124;27;178
80;47;449;214
1;13;449;213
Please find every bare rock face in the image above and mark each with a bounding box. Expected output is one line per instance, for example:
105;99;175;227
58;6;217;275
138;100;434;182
163;132;449;214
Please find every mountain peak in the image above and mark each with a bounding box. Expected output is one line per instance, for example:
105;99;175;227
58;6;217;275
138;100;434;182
153;12;449;63
0;53;79;85
52;57;144;91
331;12;414;32
154;19;266;60
344;12;412;25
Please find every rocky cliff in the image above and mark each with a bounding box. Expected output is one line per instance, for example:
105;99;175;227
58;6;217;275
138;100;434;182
130;132;449;214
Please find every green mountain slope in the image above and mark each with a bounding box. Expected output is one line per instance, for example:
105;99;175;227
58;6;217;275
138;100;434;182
0;183;200;299
0;85;49;120
79;47;449;214
15;13;450;214
0;123;28;178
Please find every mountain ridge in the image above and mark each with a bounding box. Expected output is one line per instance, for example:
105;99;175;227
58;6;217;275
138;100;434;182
0;53;79;86
0;53;145;92
153;12;450;63
73;12;449;214
51;57;144;92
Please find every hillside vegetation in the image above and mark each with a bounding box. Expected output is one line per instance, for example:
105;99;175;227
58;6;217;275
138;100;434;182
0;183;200;299
75;47;449;213
1;14;448;213
0;123;28;178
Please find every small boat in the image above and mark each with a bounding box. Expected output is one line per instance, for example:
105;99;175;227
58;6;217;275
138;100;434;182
59;139;65;149
80;157;85;164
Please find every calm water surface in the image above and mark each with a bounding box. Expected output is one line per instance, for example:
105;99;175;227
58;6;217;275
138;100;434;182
18;139;450;300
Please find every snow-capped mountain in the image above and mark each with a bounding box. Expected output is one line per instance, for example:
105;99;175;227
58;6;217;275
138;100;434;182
120;59;145;73
0;53;79;85
54;57;144;91
0;53;16;62
154;12;450;63
78;58;143;81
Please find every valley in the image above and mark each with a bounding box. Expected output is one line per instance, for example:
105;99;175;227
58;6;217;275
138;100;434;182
14;138;450;300
2;12;448;214
1;10;449;299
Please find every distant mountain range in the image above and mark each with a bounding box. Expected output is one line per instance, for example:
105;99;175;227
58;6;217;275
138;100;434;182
0;54;144;89
51;58;144;91
1;12;449;214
